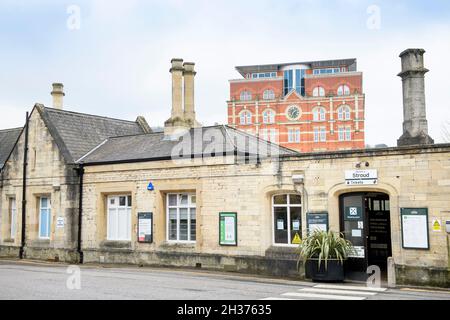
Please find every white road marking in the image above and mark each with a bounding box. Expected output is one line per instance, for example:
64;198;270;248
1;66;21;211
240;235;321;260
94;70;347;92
282;292;366;300
299;287;378;296
314;284;387;292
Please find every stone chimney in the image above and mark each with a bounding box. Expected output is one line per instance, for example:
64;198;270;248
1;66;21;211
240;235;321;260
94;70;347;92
397;49;434;146
164;58;200;138
51;83;65;109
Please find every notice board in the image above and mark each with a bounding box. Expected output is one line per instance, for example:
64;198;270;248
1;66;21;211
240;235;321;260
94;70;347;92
138;212;153;243
401;208;429;250
219;212;238;246
307;213;329;233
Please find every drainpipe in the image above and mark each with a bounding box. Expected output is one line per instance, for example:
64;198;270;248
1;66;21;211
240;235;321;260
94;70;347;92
19;112;29;260
77;164;84;264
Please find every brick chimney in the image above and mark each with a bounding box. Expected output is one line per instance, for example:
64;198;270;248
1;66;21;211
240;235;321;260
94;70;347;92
51;83;65;109
397;49;434;146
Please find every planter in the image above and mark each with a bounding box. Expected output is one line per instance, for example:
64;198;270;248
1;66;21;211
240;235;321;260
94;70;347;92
305;259;345;283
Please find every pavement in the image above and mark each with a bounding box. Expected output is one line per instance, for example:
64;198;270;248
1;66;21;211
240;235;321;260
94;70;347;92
0;259;449;300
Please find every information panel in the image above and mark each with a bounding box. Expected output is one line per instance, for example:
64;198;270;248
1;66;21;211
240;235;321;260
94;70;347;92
138;212;153;243
307;213;329;234
219;212;238;246
401;208;429;250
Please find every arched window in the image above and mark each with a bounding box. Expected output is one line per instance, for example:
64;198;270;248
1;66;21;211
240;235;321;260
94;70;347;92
273;194;302;245
262;109;275;124
312;86;325;97
239;111;252;125
263;89;275;100
337;85;350;96
337;105;351;121
240;90;252;101
312;107;326;122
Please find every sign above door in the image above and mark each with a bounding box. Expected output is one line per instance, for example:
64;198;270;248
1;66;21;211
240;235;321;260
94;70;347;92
345;170;378;185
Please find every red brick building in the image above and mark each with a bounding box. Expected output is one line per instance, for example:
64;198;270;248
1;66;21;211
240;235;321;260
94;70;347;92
227;59;365;153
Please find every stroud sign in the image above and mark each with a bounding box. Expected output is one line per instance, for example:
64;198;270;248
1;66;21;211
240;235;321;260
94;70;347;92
345;170;378;185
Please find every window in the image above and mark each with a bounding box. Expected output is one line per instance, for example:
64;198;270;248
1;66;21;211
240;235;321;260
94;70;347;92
263;89;275;100
312;87;325;97
262;109;275;124
273;194;302;245
167;194;196;243
39;197;51;239
312;107;326;122
239;111;252;125
314;127;327;142
337;105;351;120
252;72;277;79
107;195;132;241
261;129;278;143
337;85;350;96
9;198;16;239
313;68;342;75
240;91;252;101
338;126;352;141
288;128;301;143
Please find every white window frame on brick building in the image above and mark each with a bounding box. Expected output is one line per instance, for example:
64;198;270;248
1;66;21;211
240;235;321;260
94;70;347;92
288;128;301;143
239;111;252;125
107;195;132;241
9;198;16;239
337;105;351;121
314;127;327;143
38;197;51;239
337;85;350;96
338;126;352;141
240;90;252;101
167;193;196;243
312;86;325;97
272;194;302;246
261;128;278;143
262;109;275;124
263;89;275;100
312;107;326;122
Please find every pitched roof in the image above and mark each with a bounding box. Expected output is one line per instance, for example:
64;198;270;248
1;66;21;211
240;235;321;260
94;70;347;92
36;105;149;164
78;125;298;165
0;127;22;169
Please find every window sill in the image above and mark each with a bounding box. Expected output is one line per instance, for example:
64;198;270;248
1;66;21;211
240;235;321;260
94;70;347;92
160;241;196;250
100;241;132;250
3;238;15;244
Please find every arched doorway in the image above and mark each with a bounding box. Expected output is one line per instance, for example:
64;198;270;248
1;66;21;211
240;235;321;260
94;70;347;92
339;192;392;281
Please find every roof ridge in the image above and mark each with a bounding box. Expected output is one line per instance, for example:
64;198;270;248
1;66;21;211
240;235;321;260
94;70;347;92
43;106;140;125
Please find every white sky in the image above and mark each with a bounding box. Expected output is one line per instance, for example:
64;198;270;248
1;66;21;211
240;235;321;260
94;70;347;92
0;0;449;146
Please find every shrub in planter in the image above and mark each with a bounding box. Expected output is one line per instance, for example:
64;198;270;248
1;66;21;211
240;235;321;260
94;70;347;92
298;230;354;282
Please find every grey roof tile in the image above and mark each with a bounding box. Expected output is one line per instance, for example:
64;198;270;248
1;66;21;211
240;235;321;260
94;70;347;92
0;127;22;169
78;125;298;165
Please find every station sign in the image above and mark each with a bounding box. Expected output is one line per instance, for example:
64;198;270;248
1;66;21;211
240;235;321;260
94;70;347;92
345;170;378;185
138;212;153;243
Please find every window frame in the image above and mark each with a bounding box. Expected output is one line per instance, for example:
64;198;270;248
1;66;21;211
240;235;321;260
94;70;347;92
166;193;197;244
106;195;132;242
240;90;252;101
239;110;252;125
337;85;350;96
337;105;351;121
272;194;303;247
312;86;325;97
38;196;51;240
263;89;275;100
9;198;17;239
262;109;275;124
312;107;326;122
288;128;301;143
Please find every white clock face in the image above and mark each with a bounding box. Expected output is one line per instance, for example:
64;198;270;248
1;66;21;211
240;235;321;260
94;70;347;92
286;106;301;120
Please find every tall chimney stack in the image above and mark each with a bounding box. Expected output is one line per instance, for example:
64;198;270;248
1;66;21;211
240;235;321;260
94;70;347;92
170;58;184;120
51;83;65;109
183;62;200;127
397;49;434;146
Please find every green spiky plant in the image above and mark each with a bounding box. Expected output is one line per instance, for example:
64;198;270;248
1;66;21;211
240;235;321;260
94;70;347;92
298;230;355;270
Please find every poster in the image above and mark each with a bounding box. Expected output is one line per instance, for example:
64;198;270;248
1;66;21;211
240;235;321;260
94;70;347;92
138;212;153;243
307;213;329;233
401;208;429;249
56;217;65;229
220;213;237;246
348;246;365;259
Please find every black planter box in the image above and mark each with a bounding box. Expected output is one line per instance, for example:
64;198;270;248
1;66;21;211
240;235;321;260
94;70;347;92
305;259;345;282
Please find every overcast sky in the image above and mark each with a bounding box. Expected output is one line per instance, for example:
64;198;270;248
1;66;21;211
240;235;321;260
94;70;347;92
0;0;449;146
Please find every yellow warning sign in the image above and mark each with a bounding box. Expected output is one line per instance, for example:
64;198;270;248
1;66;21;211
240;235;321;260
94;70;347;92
432;219;441;232
292;233;302;245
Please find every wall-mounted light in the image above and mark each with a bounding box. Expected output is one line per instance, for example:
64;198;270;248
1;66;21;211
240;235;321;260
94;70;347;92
292;174;305;185
147;182;155;191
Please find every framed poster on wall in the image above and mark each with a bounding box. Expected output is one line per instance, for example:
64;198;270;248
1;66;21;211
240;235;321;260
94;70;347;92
138;212;153;243
307;212;329;234
401;208;429;250
219;212;238;246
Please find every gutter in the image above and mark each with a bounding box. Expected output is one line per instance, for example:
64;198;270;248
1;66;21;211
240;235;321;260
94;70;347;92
19;112;29;259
